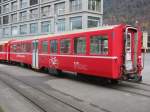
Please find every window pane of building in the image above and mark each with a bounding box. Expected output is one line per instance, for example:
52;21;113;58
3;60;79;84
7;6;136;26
88;0;101;12
0;6;1;14
70;16;82;30
20;0;28;9
3;15;9;24
74;37;86;54
0;17;1;25
3;4;9;13
41;21;50;33
30;8;38;19
12;1;17;11
42;41;48;53
60;39;70;54
20;11;27;21
11;26;18;36
41;5;51;17
70;0;82;12
3;27;10;37
41;0;49;3
88;16;100;28
50;40;58;53
57;19;65;32
90;35;108;54
3;0;9;2
11;13;17;23
30;23;38;34
0;29;2;38
30;0;38;6
55;2;65;15
20;24;27;34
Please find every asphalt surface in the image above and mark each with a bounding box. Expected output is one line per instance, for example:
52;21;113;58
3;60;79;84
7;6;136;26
0;53;150;112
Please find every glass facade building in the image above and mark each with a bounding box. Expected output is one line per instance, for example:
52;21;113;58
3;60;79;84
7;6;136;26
0;0;103;39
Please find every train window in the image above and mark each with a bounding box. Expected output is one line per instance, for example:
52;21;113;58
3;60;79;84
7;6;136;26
22;43;26;52
60;39;71;54
50;40;58;54
0;45;3;52
25;43;31;52
90;35;108;54
74;37;86;54
42;41;48;53
126;33;131;51
12;44;17;52
17;44;21;52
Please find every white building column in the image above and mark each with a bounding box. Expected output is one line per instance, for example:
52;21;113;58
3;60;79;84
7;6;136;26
82;14;88;29
82;0;88;11
101;0;103;25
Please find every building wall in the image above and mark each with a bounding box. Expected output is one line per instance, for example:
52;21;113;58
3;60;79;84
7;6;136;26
0;0;103;39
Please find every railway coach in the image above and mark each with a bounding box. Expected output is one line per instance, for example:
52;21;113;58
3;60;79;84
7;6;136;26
0;24;143;82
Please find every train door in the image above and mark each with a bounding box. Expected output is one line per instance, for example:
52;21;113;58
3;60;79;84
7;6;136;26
32;40;39;69
74;37;87;74
124;27;138;74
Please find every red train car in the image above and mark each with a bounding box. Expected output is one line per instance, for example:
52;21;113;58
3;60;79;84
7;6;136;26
0;24;143;82
0;40;10;61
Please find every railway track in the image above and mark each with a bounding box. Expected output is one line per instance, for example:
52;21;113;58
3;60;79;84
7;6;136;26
107;81;150;98
0;70;111;112
65;73;150;99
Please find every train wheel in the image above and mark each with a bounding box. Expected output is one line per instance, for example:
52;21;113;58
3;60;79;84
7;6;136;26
110;79;119;84
135;76;143;82
48;68;63;77
138;76;143;82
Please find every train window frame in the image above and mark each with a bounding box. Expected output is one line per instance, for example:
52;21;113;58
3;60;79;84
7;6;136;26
90;35;108;55
50;39;58;54
60;38;71;54
41;40;48;53
74;37;86;55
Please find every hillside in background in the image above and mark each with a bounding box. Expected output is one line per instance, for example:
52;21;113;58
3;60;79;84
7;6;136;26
104;0;150;33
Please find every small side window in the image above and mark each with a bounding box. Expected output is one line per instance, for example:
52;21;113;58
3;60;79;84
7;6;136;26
74;37;86;54
0;45;3;52
126;33;131;51
50;40;58;54
12;44;17;52
42;41;48;53
25;43;31;52
60;39;71;54
90;35;108;54
22;43;26;52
